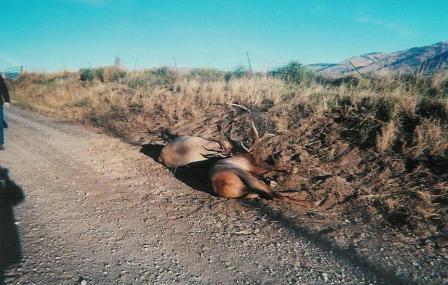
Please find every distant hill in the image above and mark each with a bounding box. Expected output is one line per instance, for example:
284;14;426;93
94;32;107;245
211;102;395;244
309;41;448;77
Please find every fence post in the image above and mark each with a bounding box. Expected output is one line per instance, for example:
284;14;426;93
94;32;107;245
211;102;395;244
246;52;253;74
172;57;178;72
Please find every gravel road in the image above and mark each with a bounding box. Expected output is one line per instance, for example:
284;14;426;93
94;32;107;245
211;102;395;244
0;107;417;284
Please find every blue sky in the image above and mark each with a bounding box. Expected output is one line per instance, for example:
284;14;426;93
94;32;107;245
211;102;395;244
1;0;447;71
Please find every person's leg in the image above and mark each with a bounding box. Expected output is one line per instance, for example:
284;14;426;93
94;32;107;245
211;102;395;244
0;106;4;147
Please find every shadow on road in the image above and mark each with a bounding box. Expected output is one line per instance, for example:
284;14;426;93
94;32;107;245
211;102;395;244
239;199;417;285
140;144;416;284
140;143;219;194
139;143;164;161
0;166;25;284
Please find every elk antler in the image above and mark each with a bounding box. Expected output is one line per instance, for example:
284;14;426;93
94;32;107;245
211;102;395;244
228;103;263;155
228;103;260;144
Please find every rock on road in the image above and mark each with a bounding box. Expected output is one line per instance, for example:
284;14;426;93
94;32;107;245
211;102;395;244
0;107;393;284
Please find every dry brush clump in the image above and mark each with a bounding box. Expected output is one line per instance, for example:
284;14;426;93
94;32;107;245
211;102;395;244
11;69;448;166
9;67;448;242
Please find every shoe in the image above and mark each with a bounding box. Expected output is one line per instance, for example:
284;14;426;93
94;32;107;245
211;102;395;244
0;144;4;150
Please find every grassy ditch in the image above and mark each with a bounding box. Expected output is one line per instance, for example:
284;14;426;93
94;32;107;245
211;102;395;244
10;66;448;248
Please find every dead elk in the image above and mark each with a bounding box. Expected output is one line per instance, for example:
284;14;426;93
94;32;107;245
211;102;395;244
209;104;306;205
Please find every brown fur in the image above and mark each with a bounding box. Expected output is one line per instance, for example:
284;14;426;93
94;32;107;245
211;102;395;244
209;153;287;199
159;135;231;168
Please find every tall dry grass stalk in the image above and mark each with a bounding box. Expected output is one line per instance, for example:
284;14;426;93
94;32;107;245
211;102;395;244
376;121;399;153
10;70;448;159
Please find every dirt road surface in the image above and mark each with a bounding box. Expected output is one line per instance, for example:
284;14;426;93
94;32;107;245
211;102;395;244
0;108;418;284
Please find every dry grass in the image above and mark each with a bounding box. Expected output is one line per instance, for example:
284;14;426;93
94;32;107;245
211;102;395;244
413;119;448;157
376;121;399;153
11;70;448;157
8;68;448;242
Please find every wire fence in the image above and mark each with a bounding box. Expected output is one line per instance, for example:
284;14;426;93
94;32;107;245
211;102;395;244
120;53;294;72
2;54;298;76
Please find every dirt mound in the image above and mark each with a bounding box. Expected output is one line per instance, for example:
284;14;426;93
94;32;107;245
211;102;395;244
109;106;446;251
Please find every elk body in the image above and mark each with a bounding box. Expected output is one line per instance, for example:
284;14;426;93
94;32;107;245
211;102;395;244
157;104;305;205
209;152;287;199
208;104;305;204
209;145;306;204
159;135;231;168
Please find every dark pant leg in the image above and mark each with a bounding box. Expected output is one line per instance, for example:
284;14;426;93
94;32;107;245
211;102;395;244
0;106;3;145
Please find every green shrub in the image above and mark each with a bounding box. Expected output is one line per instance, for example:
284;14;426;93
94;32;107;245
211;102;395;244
80;68;95;81
225;65;247;81
79;67;126;82
270;61;315;84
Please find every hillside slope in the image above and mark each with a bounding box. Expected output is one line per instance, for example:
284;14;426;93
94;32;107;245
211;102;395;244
311;41;448;76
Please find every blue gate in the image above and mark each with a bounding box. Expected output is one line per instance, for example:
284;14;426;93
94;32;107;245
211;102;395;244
1;66;23;80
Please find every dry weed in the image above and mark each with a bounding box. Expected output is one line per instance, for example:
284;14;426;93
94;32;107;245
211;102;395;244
376;121;399;153
413;119;448;157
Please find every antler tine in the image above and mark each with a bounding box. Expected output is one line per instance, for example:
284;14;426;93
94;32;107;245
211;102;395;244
240;142;250;153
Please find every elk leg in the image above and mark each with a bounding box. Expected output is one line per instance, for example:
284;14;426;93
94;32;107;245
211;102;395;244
232;168;277;200
253;164;290;176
